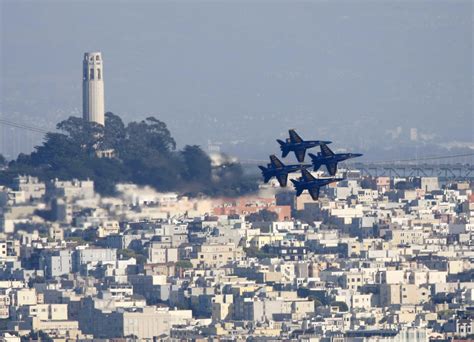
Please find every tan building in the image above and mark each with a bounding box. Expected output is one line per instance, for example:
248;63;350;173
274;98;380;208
420;177;439;192
0;294;10;319
249;234;284;249
48;223;64;241
30;318;81;338
13;288;38;306
48;179;95;200
147;246;178;264
379;284;429;306
12;175;46;200
27;304;68;321
97;221;120;238
81;306;192;339
391;229;426;245
0;242;7;259
351;293;372;310
341;272;364;291
212;294;233;322
376;177;391;193
193;243;244;268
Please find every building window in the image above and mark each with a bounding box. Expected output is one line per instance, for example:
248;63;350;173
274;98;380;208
90;68;94;80
97;68;101;80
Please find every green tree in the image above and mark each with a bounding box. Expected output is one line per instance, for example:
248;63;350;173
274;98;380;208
122;117;176;157
118;249;136;259
181;145;212;189
120;116;183;191
211;161;258;196
56;116;104;154
175;260;193;269
103;112;126;150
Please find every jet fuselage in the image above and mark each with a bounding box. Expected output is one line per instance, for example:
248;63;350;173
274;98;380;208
297;177;343;188
265;164;310;175
315;152;363;163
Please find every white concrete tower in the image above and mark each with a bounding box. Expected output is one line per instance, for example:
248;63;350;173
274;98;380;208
82;52;105;125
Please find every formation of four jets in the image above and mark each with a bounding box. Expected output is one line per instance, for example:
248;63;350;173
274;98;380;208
259;129;363;200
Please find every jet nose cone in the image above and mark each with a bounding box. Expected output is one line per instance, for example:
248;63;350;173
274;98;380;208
323;141;332;145
353;153;363;158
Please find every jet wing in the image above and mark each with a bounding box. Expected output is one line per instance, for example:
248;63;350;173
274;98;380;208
301;168;316;182
289;129;303;143
276;174;288;187
320;143;335;157
326;162;338;176
308;186;321;200
294;149;306;163
269;155;284;168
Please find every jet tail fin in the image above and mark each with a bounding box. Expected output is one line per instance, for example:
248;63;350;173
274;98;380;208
290;179;304;197
277;140;290;158
258;166;272;183
313;162;322;172
308;153;322;171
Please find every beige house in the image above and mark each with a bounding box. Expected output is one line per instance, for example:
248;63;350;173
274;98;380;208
192;243;244;268
379;284;429;306
28;304;68;321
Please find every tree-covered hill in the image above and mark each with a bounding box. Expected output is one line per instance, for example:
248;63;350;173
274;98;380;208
0;113;258;196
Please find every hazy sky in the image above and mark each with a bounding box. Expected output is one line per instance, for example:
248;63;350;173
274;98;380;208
1;0;472;159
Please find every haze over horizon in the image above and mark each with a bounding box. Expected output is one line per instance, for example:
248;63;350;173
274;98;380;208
1;0;472;161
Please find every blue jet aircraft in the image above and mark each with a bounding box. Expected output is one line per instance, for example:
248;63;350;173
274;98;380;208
291;168;344;200
259;155;311;187
308;143;363;176
277;129;331;163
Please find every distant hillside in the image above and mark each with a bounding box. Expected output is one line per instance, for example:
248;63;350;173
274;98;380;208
0;113;258;196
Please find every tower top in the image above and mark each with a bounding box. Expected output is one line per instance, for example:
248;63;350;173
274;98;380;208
83;51;105;125
84;51;102;61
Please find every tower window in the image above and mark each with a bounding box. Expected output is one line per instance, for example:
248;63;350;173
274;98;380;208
90;68;94;80
97;68;101;80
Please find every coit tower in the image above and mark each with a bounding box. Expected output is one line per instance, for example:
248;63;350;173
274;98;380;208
82;52;105;125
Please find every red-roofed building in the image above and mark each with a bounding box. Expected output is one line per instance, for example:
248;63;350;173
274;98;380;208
212;196;291;221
